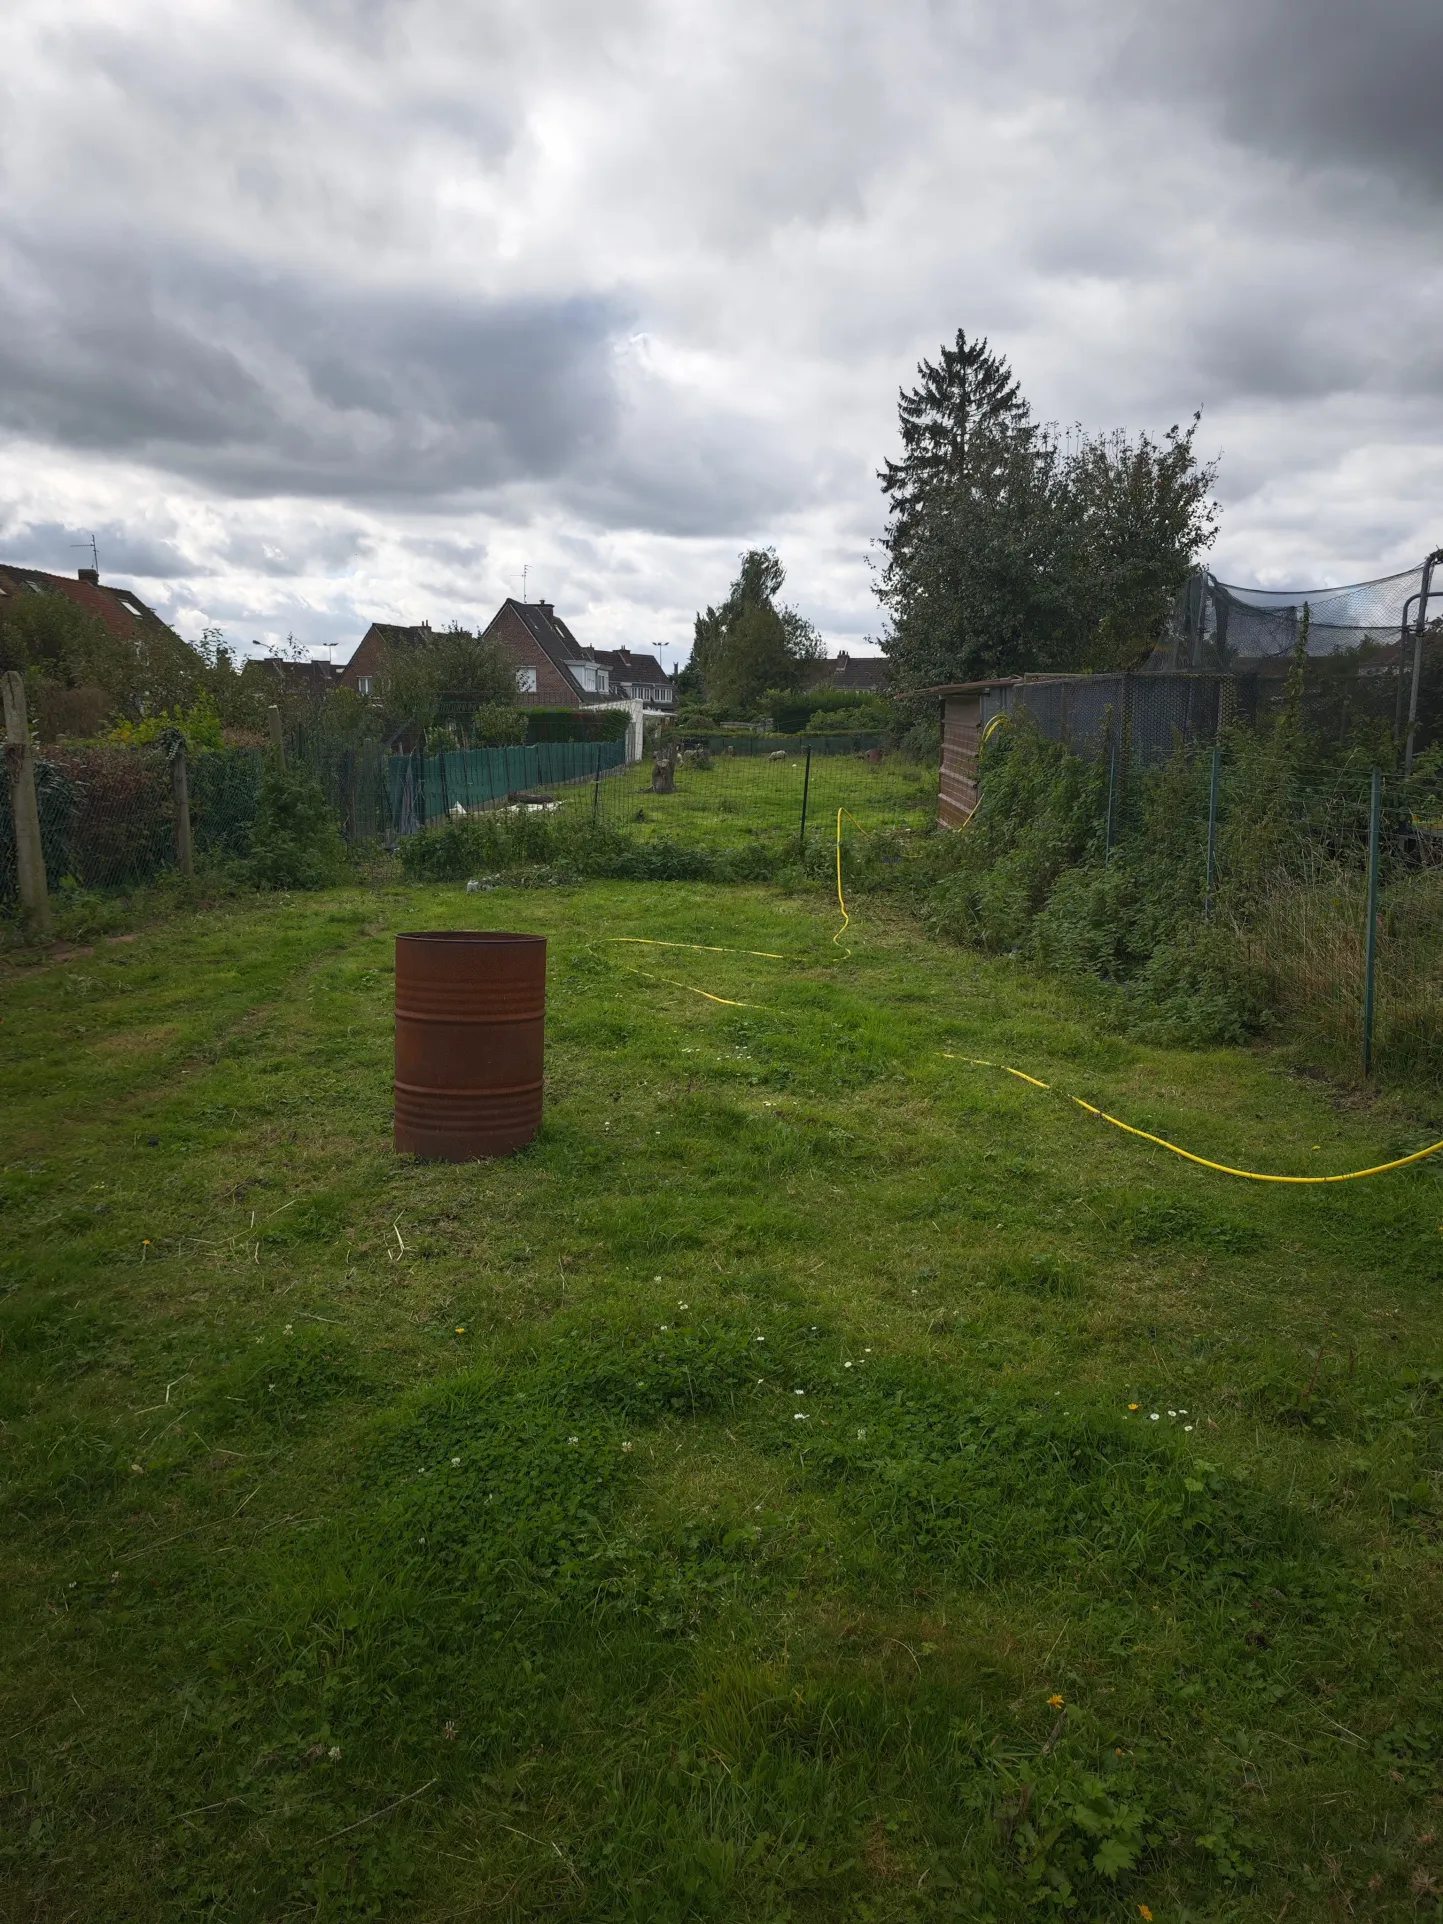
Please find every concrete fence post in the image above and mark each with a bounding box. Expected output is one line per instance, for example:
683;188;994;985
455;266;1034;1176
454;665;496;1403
2;670;52;936
172;741;194;876
267;704;286;763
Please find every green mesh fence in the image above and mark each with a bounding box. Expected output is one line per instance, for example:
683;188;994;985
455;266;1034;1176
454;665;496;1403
387;739;626;832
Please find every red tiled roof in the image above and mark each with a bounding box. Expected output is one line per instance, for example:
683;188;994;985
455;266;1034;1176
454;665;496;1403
0;564;171;640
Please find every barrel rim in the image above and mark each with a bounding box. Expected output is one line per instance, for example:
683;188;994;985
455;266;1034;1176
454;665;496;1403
396;930;546;947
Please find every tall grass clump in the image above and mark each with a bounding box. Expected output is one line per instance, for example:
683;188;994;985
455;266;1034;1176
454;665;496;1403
397;807;796;886
918;710;1443;1081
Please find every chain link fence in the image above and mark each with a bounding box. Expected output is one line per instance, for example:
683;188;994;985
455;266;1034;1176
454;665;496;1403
961;705;1443;1084
1;742;265;905
571;739;934;849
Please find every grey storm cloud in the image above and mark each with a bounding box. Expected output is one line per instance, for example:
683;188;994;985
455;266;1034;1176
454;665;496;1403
2;0;1441;649
1124;0;1443;198
0;233;623;500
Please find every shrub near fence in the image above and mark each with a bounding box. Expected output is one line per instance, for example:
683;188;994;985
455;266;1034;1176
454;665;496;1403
1;743;265;904
921;713;1443;1084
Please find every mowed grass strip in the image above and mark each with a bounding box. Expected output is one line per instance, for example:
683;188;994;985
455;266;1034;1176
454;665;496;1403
556;749;936;847
3;879;1443;1921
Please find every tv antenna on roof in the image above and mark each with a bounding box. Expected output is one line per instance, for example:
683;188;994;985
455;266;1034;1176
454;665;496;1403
71;533;99;573
507;565;531;603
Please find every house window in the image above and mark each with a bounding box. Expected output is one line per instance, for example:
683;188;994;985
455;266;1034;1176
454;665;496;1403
357;676;374;696
516;667;538;695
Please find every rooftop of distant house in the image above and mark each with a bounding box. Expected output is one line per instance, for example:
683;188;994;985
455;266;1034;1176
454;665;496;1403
0;564;171;637
806;650;888;692
344;601;675;708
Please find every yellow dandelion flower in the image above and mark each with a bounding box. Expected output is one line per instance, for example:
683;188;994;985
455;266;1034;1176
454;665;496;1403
1138;1907;1153;1921
1128;1403;1139;1411
1047;1693;1065;1708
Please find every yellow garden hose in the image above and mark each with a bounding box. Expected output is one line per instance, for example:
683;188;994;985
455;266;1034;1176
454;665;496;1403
602;812;1443;1187
944;1055;1443;1185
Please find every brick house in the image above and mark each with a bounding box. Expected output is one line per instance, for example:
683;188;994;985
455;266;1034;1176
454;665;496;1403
586;647;674;710
338;600;673;712
246;658;347;702
0;562;173;641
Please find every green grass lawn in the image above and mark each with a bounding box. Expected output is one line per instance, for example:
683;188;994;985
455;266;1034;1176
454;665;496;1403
558;750;935;847
4;876;1443;1921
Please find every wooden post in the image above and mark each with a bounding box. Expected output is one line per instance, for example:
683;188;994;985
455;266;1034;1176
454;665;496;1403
798;744;812;852
171;741;194;876
2;671;52;936
267;704;286;763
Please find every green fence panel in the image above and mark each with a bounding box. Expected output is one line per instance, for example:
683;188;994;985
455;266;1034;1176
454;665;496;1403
387;739;626;832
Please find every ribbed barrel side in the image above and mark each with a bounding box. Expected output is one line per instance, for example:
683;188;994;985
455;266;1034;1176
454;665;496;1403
394;932;546;1159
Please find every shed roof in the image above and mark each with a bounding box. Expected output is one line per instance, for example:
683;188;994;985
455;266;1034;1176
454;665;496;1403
906;678;1023;697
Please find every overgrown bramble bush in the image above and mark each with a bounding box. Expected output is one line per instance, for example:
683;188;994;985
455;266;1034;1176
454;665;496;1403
397;809;793;885
247;759;348;890
915;714;1443;1065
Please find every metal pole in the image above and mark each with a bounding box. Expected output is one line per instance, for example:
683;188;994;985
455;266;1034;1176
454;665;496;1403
1395;592;1420;744
798;745;812;852
2;671;52;936
1204;744;1221;922
1363;765;1382;1077
592;743;602;825
171;741;194;876
1405;550;1442;775
1104;738;1117;858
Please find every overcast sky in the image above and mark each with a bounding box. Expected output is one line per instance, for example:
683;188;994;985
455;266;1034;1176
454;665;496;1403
2;0;1440;665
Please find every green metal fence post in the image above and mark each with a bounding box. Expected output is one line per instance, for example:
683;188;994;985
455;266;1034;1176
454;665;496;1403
798;745;812;853
1204;744;1221;922
1104;737;1117;859
592;743;602;826
1363;765;1382;1077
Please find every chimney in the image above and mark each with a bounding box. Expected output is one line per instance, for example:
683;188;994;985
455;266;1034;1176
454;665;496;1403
538;600;554;618
78;567;99;585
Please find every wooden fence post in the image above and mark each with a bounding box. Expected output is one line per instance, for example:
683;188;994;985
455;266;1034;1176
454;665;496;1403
2;671;52;937
171;741;194;876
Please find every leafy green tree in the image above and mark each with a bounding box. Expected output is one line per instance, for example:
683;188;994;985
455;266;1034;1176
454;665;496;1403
877;330;1218;686
474;703;527;746
877;331;1074;690
1064;419;1220;670
689;549;823;714
376;625;517;737
0;592;136;704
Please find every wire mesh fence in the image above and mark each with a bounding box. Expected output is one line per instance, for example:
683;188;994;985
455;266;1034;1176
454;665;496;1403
1059;727;1443;1082
557;741;935;848
1;743;266;903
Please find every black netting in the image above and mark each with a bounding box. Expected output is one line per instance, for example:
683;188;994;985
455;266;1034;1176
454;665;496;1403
1157;564;1431;672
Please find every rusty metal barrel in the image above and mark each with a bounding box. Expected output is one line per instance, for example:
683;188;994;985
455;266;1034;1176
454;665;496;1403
394;931;546;1160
